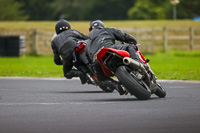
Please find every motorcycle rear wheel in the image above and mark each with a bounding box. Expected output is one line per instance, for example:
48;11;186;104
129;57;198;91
115;66;151;100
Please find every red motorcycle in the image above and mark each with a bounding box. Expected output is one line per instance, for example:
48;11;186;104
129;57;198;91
74;41;166;100
96;47;166;100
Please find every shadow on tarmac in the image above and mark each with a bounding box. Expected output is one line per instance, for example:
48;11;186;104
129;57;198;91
48;90;106;94
78;97;160;102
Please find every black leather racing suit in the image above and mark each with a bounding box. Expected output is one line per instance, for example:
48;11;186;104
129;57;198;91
87;27;139;94
87;27;139;62
51;29;89;82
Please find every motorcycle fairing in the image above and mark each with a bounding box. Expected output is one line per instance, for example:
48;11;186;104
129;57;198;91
73;41;87;68
97;47;130;59
97;47;130;77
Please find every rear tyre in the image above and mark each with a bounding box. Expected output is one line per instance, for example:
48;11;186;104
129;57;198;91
115;66;151;100
155;83;166;98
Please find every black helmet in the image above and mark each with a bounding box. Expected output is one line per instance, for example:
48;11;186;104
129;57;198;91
55;19;71;34
89;20;105;32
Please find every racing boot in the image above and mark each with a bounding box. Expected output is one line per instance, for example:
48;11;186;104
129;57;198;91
79;72;87;84
98;79;127;95
98;80;115;92
65;69;87;84
112;81;127;95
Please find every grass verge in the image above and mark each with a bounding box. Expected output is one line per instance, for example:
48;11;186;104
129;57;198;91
146;51;200;80
0;51;200;80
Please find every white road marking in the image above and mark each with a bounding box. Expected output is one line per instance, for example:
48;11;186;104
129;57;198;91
158;79;200;83
0;102;116;106
0;77;68;80
0;103;63;106
0;77;199;83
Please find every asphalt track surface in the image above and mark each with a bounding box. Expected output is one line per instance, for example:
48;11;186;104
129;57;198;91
0;78;200;133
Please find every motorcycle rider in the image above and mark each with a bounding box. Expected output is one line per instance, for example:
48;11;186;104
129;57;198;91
87;20;153;95
51;19;89;84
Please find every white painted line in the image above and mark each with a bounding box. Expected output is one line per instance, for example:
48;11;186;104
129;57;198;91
157;79;200;83
0;103;63;106
0;77;199;83
0;77;79;80
0;102;116;106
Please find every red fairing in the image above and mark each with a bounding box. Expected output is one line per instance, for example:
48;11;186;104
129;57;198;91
96;48;110;60
97;47;130;60
97;48;130;77
75;43;86;53
98;61;114;77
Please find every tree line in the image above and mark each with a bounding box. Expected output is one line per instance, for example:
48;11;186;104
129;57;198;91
0;0;200;21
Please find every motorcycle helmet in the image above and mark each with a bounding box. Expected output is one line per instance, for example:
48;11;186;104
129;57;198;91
89;20;105;32
55;19;71;34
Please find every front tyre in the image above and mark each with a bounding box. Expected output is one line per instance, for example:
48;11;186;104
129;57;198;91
115;66;151;100
155;83;166;98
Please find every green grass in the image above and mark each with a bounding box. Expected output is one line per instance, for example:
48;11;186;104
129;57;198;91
146;51;200;80
0;51;200;80
1;20;200;80
0;56;63;77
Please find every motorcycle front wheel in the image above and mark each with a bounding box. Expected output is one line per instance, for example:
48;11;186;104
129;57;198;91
154;83;166;98
115;66;151;100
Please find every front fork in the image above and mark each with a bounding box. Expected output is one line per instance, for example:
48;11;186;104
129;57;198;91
149;70;158;93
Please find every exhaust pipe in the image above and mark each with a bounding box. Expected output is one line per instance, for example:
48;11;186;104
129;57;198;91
123;57;143;70
123;57;150;85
